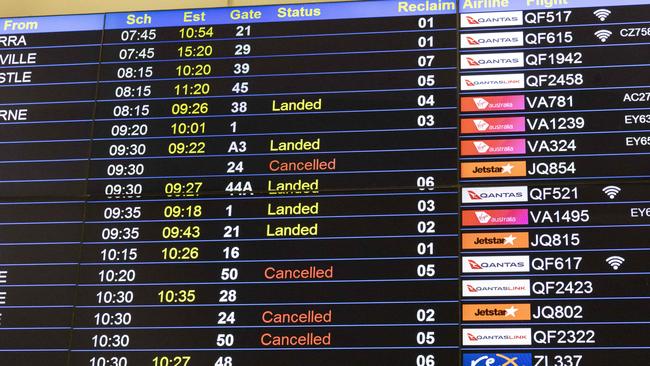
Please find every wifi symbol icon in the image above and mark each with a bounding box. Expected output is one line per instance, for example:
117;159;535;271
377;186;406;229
602;185;621;199
594;29;613;42
606;256;625;270
593;8;612;21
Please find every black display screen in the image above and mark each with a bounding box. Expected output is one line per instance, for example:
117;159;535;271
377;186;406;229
0;0;648;365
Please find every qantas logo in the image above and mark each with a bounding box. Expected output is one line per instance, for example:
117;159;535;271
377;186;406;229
461;11;524;28
461;32;524;49
463;353;533;366
469;260;483;269
462;186;528;203
468;191;482;200
463;255;530;273
466;16;480;25
461;52;525;69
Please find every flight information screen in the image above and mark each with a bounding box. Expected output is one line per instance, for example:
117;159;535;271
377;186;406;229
0;0;647;365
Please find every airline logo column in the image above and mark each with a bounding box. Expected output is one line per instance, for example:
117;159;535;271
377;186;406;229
458;3;532;365
460;0;650;365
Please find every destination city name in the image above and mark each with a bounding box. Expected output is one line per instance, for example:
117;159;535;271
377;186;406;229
0;52;37;65
0;109;28;122
0;71;31;84
0;35;27;47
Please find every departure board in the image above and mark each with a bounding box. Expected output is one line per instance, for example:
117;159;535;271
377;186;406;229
458;1;650;365
0;0;649;365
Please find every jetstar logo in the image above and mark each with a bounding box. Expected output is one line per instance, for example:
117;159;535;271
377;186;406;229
463;353;533;366
463;279;531;297
461;52;525;69
462;232;530;250
460;161;527;178
461;186;528;203
461;11;524;28
463;328;532;346
461;74;524;91
463;304;532;321
461;32;524;49
462;255;530;273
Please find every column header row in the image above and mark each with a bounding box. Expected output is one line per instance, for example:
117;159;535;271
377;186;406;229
1;0;647;33
0;0;456;34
